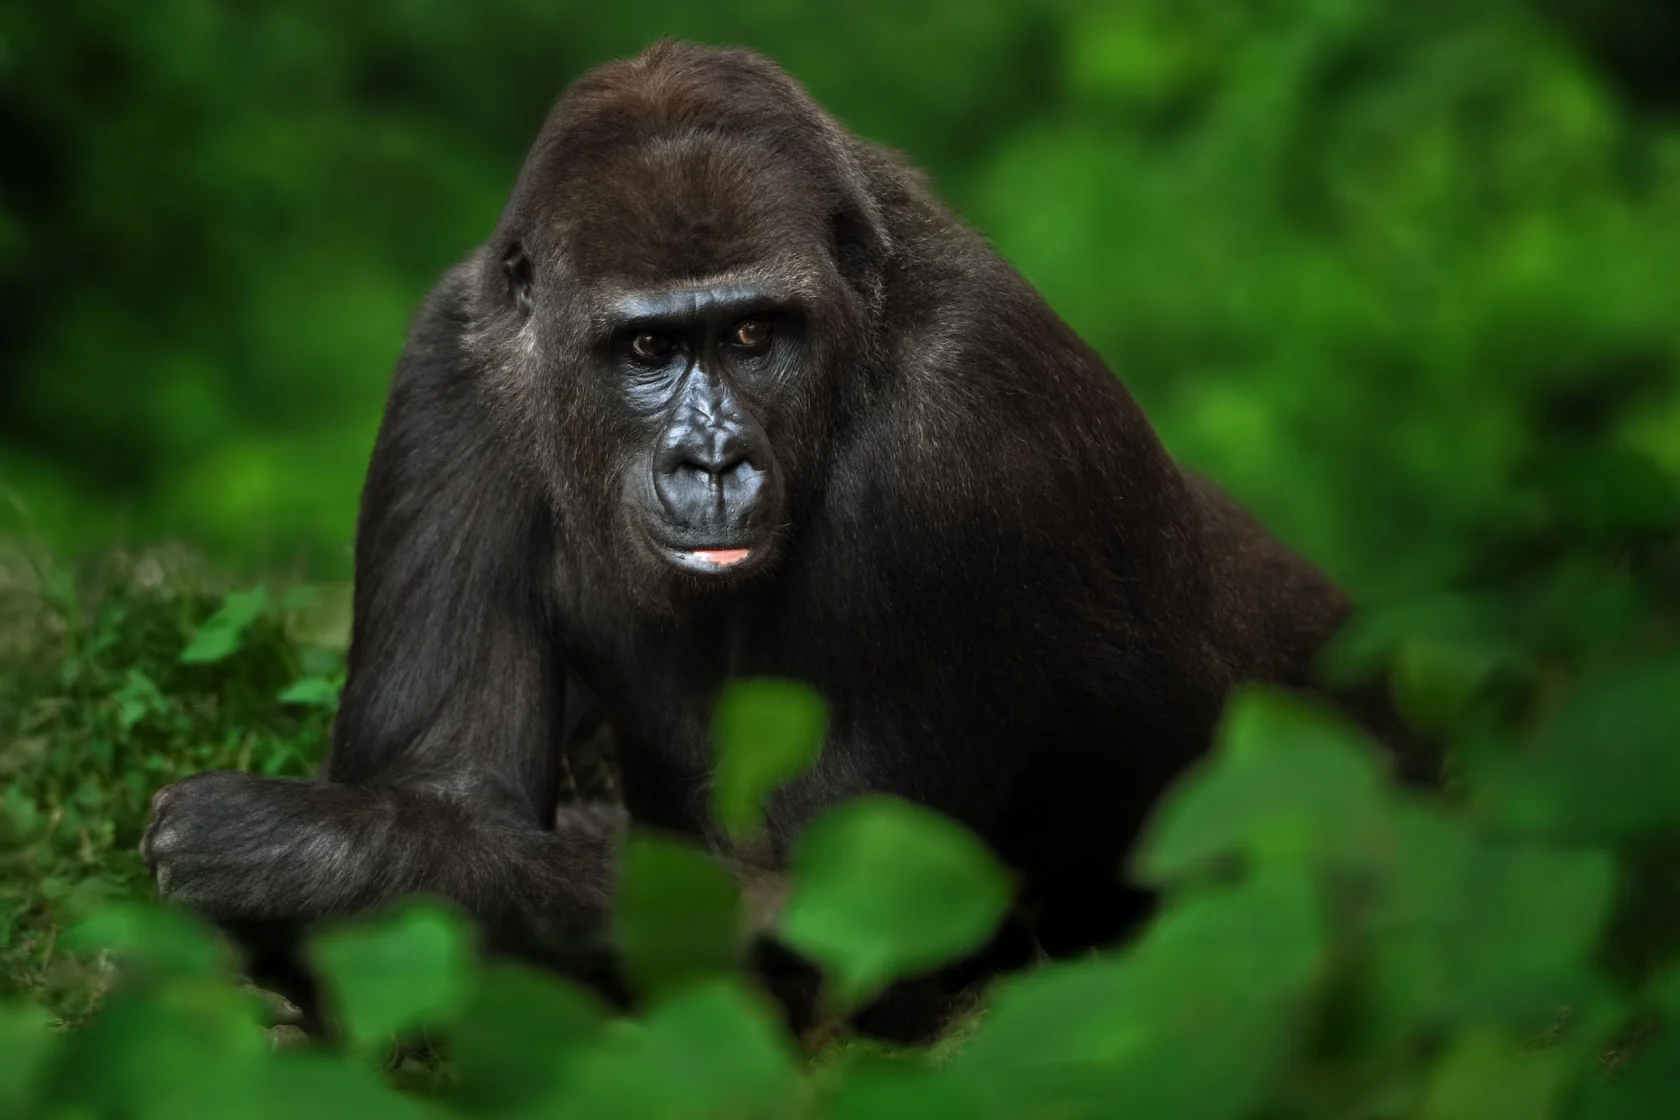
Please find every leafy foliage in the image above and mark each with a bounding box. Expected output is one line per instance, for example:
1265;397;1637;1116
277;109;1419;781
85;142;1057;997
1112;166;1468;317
0;545;340;1022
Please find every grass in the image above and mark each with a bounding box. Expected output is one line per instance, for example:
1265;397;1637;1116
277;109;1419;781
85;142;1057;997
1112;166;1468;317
0;539;348;1025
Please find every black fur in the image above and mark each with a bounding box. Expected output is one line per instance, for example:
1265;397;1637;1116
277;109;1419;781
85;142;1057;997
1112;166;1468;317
143;41;1393;1040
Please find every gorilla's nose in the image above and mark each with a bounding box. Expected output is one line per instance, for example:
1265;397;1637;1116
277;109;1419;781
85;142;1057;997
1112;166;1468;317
652;421;767;528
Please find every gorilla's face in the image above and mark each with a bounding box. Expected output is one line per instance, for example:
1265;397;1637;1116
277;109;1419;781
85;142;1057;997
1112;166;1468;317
600;282;797;580
489;128;872;592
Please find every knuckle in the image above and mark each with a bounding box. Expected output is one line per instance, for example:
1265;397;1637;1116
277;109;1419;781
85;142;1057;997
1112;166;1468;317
142;823;180;862
149;783;178;815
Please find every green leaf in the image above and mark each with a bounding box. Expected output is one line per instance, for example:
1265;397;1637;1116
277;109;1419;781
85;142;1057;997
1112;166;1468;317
711;678;827;840
0;1003;57;1116
179;586;269;664
308;901;475;1050
614;829;744;1001
248;1051;436;1120
953;872;1327;1120
64;902;231;981
827;1065;984;1120
1367;802;1617;1036
1390;636;1528;738
1467;657;1680;841
1417;1029;1575;1120
112;668;168;731
542;980;804;1119
40;978;272;1117
1134;687;1390;885
775;796;1012;1010
1317;593;1514;688
449;961;610;1116
278;674;342;708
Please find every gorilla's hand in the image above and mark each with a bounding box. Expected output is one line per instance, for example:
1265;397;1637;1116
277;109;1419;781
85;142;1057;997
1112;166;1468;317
141;772;370;919
141;770;624;941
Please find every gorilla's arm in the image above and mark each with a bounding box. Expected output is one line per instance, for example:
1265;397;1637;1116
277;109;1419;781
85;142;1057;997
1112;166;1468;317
143;277;623;959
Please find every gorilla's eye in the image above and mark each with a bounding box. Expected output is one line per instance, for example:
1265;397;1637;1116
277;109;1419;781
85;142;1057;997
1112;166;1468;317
630;332;678;364
729;318;773;352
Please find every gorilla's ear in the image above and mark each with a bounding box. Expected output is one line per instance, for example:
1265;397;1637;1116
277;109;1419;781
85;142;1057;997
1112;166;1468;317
831;205;886;297
502;241;534;316
820;131;892;311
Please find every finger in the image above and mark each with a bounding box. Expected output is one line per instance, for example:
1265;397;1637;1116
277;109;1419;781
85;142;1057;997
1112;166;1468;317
139;816;161;866
140;814;182;867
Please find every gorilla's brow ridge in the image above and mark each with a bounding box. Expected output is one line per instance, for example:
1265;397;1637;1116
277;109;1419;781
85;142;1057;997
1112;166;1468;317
588;266;823;330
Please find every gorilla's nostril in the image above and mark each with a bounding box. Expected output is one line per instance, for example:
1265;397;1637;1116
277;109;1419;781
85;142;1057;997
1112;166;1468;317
721;459;762;496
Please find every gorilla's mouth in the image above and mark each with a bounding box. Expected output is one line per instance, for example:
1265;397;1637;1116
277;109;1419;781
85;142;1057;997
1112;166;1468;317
644;532;774;578
689;548;752;567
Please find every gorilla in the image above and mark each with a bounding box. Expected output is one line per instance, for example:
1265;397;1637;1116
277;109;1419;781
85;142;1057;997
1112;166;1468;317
142;41;1399;1038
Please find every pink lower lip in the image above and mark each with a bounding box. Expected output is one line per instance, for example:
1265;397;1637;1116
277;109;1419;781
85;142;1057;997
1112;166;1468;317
689;548;751;567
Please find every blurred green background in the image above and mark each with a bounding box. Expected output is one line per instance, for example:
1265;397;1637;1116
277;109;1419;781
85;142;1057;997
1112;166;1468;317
3;0;1678;593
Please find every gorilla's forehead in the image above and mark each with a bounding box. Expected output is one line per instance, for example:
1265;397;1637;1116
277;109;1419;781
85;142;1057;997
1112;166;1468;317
543;132;838;290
